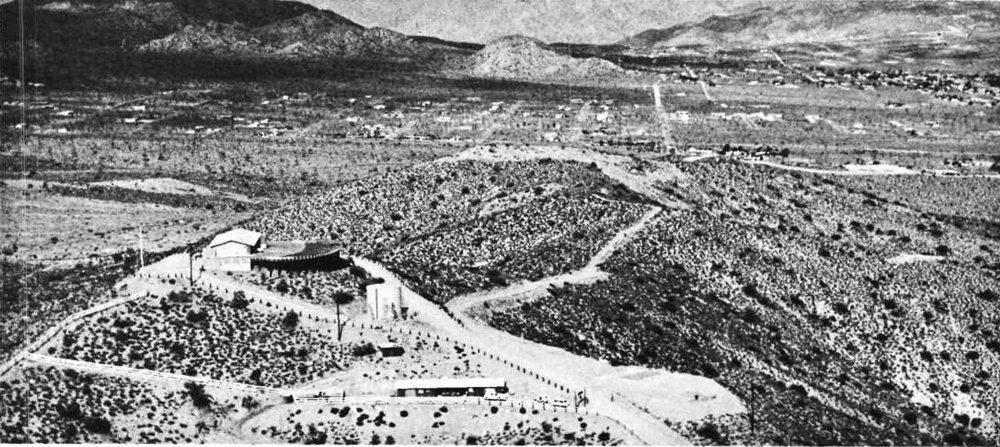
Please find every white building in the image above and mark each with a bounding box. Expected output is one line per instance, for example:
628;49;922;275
394;378;507;397
202;229;264;272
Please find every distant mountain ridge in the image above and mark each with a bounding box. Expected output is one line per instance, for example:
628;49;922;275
619;0;1000;59
1;0;462;58
298;0;753;44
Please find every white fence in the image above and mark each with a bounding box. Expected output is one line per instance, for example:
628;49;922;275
0;291;150;379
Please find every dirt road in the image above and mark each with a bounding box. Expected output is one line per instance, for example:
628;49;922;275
356;253;744;446
447;204;662;314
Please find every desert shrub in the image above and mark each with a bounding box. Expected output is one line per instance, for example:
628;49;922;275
282;310;299;329
695;422;722;443
976;289;998;302
185;309;209;323
82;416;112;434
231;291;250;310
184;382;213;409
349;265;366;277
352;342;376;357
275;280;290;294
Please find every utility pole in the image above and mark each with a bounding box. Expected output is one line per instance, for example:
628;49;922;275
333;291;353;342
138;225;145;273
749;380;758;440
336;297;343;341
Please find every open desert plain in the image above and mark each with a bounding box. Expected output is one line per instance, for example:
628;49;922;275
1;0;999;445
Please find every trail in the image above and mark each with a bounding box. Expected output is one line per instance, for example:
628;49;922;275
448;205;661;313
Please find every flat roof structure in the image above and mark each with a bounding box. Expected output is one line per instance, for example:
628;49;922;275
394;378;506;390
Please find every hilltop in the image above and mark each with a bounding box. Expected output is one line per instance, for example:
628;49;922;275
462;35;624;81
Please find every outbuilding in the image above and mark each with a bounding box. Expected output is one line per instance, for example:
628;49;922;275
394;378;507;398
378;342;405;357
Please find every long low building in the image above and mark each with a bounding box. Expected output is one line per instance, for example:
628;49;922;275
394;378;508;397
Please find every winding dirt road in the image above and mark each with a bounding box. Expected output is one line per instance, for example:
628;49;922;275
447;204;662;314
356;201;745;446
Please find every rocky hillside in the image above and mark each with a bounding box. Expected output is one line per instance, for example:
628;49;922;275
620;0;1000;59
464;35;624;81
300;0;753;44
139;21;266;54
2;0;454;59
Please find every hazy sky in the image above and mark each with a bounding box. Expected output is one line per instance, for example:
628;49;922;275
296;0;752;44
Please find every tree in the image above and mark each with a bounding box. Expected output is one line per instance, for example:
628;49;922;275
184;382;213;409
231;291;250;310
352;342;376;357
333;291;354;341
282;310;299;330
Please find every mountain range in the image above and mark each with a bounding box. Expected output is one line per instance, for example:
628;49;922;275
2;0;999;83
297;0;752;45
619;0;1000;57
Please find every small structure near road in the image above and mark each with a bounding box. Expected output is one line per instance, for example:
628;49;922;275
378;342;405;357
394;378;508;398
202;228;264;272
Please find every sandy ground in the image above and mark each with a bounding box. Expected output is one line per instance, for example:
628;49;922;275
90;177;256;203
243;401;637;444
90;177;215;196
746;160;919;176
886;253;946;264
0;186;249;264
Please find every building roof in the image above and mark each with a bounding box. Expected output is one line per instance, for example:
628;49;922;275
394;377;506;390
209;228;263;248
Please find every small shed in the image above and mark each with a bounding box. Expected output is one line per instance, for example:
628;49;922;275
378;342;404;357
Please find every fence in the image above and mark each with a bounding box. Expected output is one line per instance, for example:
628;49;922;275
25;353;286;395
0;291;151;379
2;267;650;444
197;269;586;403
